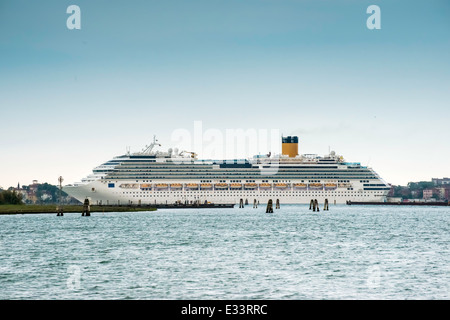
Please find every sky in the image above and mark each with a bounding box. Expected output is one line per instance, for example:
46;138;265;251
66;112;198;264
0;0;449;188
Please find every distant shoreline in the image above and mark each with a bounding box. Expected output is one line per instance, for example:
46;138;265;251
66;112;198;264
347;201;450;206
0;204;157;215
0;203;236;215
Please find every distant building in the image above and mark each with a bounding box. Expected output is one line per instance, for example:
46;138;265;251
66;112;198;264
434;187;444;200
432;177;450;185
423;189;434;200
12;180;40;204
438;187;450;200
17;189;29;202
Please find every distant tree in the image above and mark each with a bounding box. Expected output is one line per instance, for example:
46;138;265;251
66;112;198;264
407;182;420;190
411;189;423;199
392;185;411;199
35;183;68;204
407;181;435;190
0;190;23;205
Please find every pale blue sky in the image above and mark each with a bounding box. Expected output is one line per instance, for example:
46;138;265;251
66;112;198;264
0;0;449;187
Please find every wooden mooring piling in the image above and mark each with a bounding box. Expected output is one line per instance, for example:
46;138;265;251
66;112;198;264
82;198;91;216
266;199;274;213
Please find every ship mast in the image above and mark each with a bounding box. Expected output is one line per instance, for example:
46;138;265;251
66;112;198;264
141;135;161;154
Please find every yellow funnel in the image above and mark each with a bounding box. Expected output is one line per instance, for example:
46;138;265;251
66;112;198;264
282;136;298;158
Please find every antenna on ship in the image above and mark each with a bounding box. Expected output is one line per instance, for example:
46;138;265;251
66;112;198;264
153;135;160;146
141;135;162;154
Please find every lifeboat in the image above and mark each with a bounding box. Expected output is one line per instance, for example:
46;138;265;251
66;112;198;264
259;183;272;190
200;183;213;190
230;183;242;189
155;183;169;190
338;183;352;188
214;183;228;189
244;183;257;189
140;183;152;190
185;183;199;190
119;183;139;189
170;183;182;189
293;183;307;190
308;183;323;189
324;183;337;190
274;183;288;189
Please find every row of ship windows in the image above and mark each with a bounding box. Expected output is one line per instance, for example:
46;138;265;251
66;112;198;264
107;180;371;185
114;175;370;178
208;179;298;183
108;171;373;175
111;170;365;174
119;191;384;194
107;168;372;172
124;193;382;197
114;165;350;168
106;175;377;179
107;179;373;184
103;187;386;192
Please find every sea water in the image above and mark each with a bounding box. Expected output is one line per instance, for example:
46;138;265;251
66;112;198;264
0;205;449;299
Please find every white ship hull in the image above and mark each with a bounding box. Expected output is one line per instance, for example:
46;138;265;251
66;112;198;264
64;180;388;205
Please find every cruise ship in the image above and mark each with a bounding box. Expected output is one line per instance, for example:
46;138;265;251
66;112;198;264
64;136;391;205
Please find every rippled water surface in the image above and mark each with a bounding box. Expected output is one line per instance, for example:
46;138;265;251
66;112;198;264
0;205;449;299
